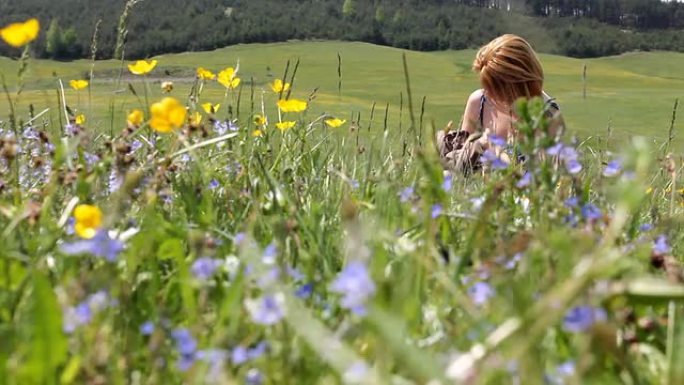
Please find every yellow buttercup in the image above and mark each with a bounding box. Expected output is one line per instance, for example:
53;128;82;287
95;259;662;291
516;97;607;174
150;97;187;133
69;80;89;90
325;118;346;128
0;18;40;48
277;99;307;113
276;121;296;131
218;67;241;89
128;59;158;75
73;204;103;239
127;109;144;127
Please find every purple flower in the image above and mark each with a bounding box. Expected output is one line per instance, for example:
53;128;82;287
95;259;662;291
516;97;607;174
399;187;415;203
262;243;277;265
245;293;286;325
208;179;220;190
295;283;313;299
63;292;111;334
350;180;360;189
489;134;507;147
581;204;602;221
330;261;376;316
130;140;143;153
563;306;607;332
556;361;575;376
565;159;582;174
603;160;622;177
140;321;155;335
247;341;267;359
234;232;246;245
286;266;305;281
431;204;443;219
108;170;123;194
232;346;249;365
564;197;579;208
246;369;263;385
467;282;495;306
442;175;453;191
653;235;671;255
639;223;653;232
481;149;509;170
214;120;229;135
516;172;531;188
546;143;563;156
60;230;124;262
196;349;228;381
191;257;222;281
171;328;197;356
343;361;369;383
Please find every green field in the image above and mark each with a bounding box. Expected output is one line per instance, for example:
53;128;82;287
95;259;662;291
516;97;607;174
1;41;683;146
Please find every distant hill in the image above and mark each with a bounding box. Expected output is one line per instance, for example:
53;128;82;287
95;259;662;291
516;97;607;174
0;0;682;60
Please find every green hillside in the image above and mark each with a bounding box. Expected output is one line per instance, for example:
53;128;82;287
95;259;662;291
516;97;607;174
1;41;682;146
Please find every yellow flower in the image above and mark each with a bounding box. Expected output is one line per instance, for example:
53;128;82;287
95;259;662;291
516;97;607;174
69;79;89;90
127;109;144;126
128;59;158;75
191;111;202;125
252;129;263;137
161;81;174;93
75;114;86;125
277;99;307;113
201;103;220;114
325;118;346;128
197;67;216;80
150;97;187;133
73;204;102;239
217;67;241;89
0;18;40;48
270;79;291;93
276;121;296;131
253;114;267;126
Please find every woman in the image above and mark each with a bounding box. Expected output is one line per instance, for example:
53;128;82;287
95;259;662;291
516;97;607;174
437;34;562;174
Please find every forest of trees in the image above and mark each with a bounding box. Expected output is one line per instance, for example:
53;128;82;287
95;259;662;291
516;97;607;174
0;0;682;60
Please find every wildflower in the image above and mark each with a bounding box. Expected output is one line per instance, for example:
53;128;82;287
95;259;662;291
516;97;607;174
270;79;291;93
262;243;277;265
516;172;532;188
431;204;443;219
488;134;507;147
245;369;263;385
653;235;671;255
562;306;607;332
564;197;579;208
75;114;86;126
467;281;494;306
252;129;263;138
399;187;414;203
217;67;241;89
247;342;268;359
196;67;216;80
565;159;582;174
161;81;174;93
330;261;376;316
276;121;296;131
349;179;360;189
253;115;267;126
73;204;102;239
202;103;220;114
325;118;346;128
581;204;602;221
213;120;231;135
277;99;308;113
343;361;369;384
190;111;202;125
140;321;155;335
295;283;313;299
481;149;508;170
171;328;198;371
191;257;223;281
442;174;453;191
150;97;186;133
603;159;622;177
69;80;89;90
128;59;157;75
245;293;286;325
127;109;144;126
232;346;249;365
639;223;653;232
546;143;563;156
0;18;40;48
208;179;220;190
61;230;124;262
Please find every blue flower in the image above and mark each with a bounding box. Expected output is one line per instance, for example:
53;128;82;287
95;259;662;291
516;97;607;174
214;120;229;135
234;232;246;245
295;283;313;299
171;328;197;356
330;261;376;316
653;234;671;255
231;346;249;365
247;341;268;359
639;223;653;232
442;174;453;192
262;243;277;265
60;230;124;262
516;172;531;188
350;179;360;189
489;134;507;147
208;179;220;190
467;281;495;306
565;159;582;174
196;349;228;381
603;159;622;177
191;257;222;281
399;187;415;203
140;321;155;336
581;204;602;221
563;306;607;332
431;204;443;219
343;361;369;383
63;292;112;334
481;149;509;170
246;368;263;385
245;293;286;325
546;143;563;156
564;197;579;208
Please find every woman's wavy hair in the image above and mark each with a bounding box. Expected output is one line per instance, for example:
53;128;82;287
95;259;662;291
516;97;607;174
473;34;544;106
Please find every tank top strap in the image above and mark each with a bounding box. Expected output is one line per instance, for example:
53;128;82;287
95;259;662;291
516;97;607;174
479;94;486;127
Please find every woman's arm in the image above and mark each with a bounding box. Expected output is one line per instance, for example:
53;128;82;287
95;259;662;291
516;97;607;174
460;89;484;134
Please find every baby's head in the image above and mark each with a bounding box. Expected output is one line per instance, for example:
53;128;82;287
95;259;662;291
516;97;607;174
473;34;544;106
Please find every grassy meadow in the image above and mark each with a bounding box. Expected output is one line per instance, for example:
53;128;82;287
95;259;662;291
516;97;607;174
1;37;684;385
1;41;683;146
